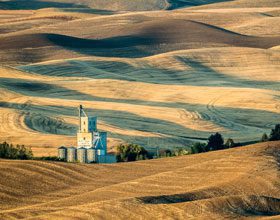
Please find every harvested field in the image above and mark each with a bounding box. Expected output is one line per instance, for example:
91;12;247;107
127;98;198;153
0;0;279;156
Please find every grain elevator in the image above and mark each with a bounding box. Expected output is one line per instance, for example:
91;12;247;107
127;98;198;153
58;105;116;163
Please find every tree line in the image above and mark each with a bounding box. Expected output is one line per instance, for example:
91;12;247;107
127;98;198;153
0;142;33;159
116;124;280;162
261;124;280;142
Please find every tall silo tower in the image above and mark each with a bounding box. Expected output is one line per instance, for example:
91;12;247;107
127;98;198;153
74;105;110;163
77;105;97;148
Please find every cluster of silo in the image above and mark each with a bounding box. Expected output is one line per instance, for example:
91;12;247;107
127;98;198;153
58;146;97;163
57;146;77;162
76;147;97;163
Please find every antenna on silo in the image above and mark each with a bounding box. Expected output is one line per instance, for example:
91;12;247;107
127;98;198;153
78;105;82;118
78;105;88;132
79;105;88;117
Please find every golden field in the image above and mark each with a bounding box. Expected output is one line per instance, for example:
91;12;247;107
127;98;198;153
0;0;279;156
0;141;279;219
0;1;280;219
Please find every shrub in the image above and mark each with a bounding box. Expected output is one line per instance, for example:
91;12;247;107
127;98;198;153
0;142;33;160
261;133;269;142
190;142;207;154
269;124;280;141
173;147;189;156
207;133;224;151
225;138;235;148
165;149;172;157
116;144;148;162
159;149;172;157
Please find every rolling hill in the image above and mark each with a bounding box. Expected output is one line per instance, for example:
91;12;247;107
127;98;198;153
0;0;234;11
0;141;279;219
0;0;279;156
0;1;280;219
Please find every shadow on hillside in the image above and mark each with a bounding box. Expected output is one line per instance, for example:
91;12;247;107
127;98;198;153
61;8;115;15
167;0;233;10
45;33;156;49
0;33;156;58
3;73;280;133
139;187;224;204
20;58;280;90
24;113;76;135
138;191;280;216
44;33;157;58
2;76;279;134
1;91;279;146
2;20;280;61
0;100;208;147
137;191;280;216
0;0;234;11
0;78;92;100
0;0;88;10
46;31;280;58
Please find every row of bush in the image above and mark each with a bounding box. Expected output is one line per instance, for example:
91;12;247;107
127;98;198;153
0;142;33;159
0;142;67;161
116;132;241;162
116;144;152;162
261;124;280;142
116;124;280;162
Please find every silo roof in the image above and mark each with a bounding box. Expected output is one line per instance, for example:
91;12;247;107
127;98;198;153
58;146;67;149
68;146;77;149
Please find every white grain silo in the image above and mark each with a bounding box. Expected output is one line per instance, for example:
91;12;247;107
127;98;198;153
67;147;77;162
77;147;87;163
86;147;96;163
58;146;67;161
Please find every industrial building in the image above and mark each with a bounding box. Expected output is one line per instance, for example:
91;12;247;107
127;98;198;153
58;105;116;164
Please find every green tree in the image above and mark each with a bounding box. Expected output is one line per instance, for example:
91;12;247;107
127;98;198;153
0;142;33;160
225;138;235;148
17;145;33;159
160;149;172;157
0;142;9;158
173;148;189;156
261;133;269;142
116;144;148;162
269;124;280;141
207;133;224;151
191;142;207;154
165;149;172;157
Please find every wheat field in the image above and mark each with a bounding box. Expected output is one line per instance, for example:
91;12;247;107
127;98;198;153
0;141;279;219
0;0;280;219
1;0;280;155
